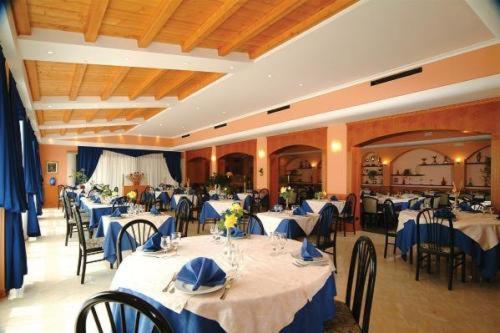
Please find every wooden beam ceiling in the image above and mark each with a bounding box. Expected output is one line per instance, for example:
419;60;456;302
24;60;40;101
69;64;88;100
182;0;247;52
177;73;224;100
106;109;123;121
137;0;183;48
126;108;145;121
100;67;130;100
84;0;110;42
62;110;73;123
155;71;196;100
11;0;30;35
85;109;99;122
129;70;166;100
218;0;307;56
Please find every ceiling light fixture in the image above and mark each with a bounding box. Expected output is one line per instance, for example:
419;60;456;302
267;74;272;78
298;83;303;87
229;65;235;70
47;50;54;55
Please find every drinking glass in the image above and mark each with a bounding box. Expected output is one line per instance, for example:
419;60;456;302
160;236;170;253
278;233;287;255
210;225;216;241
171;232;181;256
269;232;279;256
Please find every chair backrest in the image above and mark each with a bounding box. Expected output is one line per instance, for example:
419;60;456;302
345;236;377;333
75;290;173;333
175;198;191;237
382;200;397;231
422;196;434;209
362;196;378;214
57;184;65;198
112;196;128;210
72;206;88;251
437;192;449;206
245;213;265;235
116;219;159;265
416;208;454;254
315;203;339;250
62;191;74;224
470;203;484;212
343;193;356;218
407;197;418;209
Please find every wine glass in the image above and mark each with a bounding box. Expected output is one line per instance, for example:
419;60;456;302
269;232;279;256
210;225;216;241
278;233;287;255
160;236;170;253
171;232;181;256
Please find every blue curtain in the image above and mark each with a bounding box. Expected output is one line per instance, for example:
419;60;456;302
22;121;42;236
76;146;182;182
0;49;28;290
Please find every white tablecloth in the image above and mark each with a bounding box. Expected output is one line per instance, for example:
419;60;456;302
155;190;173;199
206;200;241;214
397;209;500;251
172;194;198;206
305;200;345;213
111;235;333;333
237;193;251;201
101;213;173;236
375;196;423;205
79;197;113;210
257;211;320;236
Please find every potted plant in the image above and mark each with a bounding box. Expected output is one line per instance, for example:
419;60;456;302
71;168;88;189
367;169;378;180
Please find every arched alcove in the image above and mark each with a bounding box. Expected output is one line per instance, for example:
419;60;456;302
465;145;491;189
186;157;210;186
217;153;254;191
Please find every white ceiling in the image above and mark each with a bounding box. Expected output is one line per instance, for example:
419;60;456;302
129;0;496;138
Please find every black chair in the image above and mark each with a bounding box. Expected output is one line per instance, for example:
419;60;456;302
245;213;265;235
176;198;192;237
312;203;339;269
258;188;270;212
470;202;485;212
116;219;159;266
340;193;356;237
112;196;128;211
382;199;397;259
75;290;173;333
57;184;65;210
62;191;91;246
407;197;419;209
415;208;466;290
361;196;381;230
324;236;377;333
73;206;106;284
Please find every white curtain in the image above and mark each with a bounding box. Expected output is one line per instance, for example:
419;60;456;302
89;150;177;194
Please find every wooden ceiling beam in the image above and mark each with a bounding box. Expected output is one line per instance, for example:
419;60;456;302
218;0;306;56
177;73;224;100
137;0;183;48
77;128;87;134
24;60;41;101
36;110;44;125
85;109;99;122
12;0;31;35
69;64;88;101
62;109;73;123
84;0;110;42
154;71;196;100
249;0;357;59
106;109;123;121
129;70;166;100
101;66;130;100
182;0;247;52
125;108;145;121
59;128;67;136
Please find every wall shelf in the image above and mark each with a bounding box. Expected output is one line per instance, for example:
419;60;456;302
417;163;453;166
391;184;452;188
391;174;425;177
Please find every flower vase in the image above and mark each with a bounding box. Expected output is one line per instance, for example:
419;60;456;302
224;227;233;257
285;199;289;210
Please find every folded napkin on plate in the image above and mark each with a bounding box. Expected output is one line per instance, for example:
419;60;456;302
110;208;122;217
150;206;160;215
301;239;322;261
92;197;101;204
410;200;422;211
293;207;306;215
210;194;219;200
435;208;455;219
459;202;472;212
177;257;226;291
143;232;162;252
330;195;338;201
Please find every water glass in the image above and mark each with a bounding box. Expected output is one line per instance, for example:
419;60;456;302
278;233;287;254
160;236;170;253
171;232;182;255
269;232;279;256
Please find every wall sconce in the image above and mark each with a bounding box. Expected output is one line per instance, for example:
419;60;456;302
211;154;216;162
258;149;266;159
330;140;342;153
311;161;318;168
455;157;462;164
382;160;390;166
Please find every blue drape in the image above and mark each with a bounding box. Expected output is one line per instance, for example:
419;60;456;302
0;48;28;290
76;146;182;182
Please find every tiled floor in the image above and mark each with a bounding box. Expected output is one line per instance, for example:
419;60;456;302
1;209;499;333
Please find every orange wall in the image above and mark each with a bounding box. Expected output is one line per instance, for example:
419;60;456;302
39;144;77;208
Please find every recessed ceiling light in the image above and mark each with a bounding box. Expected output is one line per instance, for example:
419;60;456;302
47;50;54;55
298;83;303;87
159;124;163;127
229;65;235;70
267;74;272;78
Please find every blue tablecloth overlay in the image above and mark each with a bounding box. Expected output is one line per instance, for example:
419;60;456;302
114;275;336;333
395;218;499;280
248;218;306;239
96;216;176;264
157;192;170;205
300;201;314;213
170;195;195;210
199;202;221;224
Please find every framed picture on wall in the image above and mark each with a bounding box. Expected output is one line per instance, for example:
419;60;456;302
47;161;58;174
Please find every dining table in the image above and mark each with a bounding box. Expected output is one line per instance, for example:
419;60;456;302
79;197;128;229
372;195;423;210
110;235;336;333
301;199;345;214
256;211;320;238
199;200;242;224
170;194;198;210
96;212;176;264
395;209;500;280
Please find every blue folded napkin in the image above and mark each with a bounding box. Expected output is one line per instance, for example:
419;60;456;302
459;202;472;212
410;200;422;210
110;208;122;217
143;232;162;252
210;194;219;200
435;208;455;219
301;239;322;261
177;257;226;291
293;207;306;216
150;206;160;215
225;227;245;238
330;195;338;201
92;197;101;204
